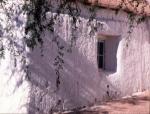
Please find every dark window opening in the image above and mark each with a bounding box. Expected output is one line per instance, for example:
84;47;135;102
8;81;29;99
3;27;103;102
97;41;105;69
97;37;119;72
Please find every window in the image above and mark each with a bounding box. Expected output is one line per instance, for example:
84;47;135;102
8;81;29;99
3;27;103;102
97;37;119;72
97;41;105;69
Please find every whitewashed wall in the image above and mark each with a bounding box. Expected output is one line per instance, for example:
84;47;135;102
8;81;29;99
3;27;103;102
0;0;150;113
27;1;150;113
0;0;30;113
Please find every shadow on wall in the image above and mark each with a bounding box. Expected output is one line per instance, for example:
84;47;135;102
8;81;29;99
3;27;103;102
26;29;121;113
25;2;122;112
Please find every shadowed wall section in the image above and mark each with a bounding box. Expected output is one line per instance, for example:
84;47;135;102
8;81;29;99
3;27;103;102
26;1;150;113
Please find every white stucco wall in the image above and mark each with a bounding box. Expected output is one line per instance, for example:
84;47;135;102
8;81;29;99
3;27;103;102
27;1;150;113
0;0;150;113
0;0;30;113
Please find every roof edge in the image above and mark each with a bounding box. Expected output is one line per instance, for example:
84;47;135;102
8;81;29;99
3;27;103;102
79;0;150;16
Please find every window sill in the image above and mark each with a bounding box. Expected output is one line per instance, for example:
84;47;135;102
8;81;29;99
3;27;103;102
98;68;116;76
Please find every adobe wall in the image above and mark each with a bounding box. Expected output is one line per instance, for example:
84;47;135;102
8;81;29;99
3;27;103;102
0;0;30;113
0;0;150;113
27;1;150;113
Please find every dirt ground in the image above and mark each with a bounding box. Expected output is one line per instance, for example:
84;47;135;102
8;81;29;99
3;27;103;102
59;90;150;114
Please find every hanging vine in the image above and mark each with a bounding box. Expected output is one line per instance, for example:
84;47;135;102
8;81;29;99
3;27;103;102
0;0;148;91
23;0;82;90
23;0;46;49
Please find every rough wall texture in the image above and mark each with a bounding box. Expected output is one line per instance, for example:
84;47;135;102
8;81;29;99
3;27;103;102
0;0;30;113
0;0;150;113
27;1;150;113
